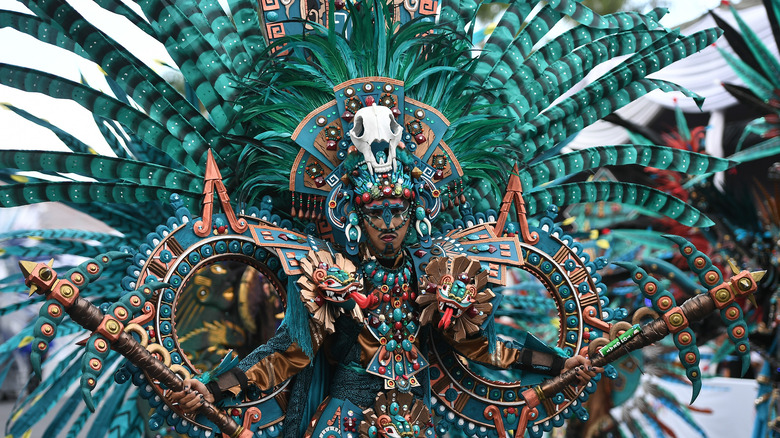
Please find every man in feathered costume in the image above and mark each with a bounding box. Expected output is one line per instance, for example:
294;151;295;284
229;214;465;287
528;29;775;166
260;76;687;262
1;0;760;437
170;100;600;436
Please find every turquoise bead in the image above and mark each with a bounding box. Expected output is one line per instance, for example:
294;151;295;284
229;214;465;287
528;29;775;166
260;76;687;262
402;339;412;351
416;206;425;220
393;308;404;321
387;340;397;351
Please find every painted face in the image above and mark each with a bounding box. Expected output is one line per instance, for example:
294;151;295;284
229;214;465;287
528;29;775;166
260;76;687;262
360;198;412;259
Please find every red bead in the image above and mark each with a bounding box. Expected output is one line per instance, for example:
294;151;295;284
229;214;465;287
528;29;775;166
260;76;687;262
467;307;479;317
414;133;426;144
410;292;416;301
365;96;375;106
362;192;371;203
507;407;516;414
379;366;386;374
315;296;324;306
335;0;345;9
403;188;411;198
394;322;403;329
402;292;408;300
383;294;390;302
342;111;354;122
231;408;241;416
391;106;401;117
326;140;337;150
412;362;420;370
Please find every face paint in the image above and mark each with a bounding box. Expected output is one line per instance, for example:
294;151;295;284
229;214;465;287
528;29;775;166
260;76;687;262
360;199;413;260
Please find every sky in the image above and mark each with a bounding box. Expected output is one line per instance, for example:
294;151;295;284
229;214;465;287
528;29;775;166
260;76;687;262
0;0;747;155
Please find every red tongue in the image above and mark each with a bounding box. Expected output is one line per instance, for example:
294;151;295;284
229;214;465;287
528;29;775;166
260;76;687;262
439;307;454;330
349;291;376;309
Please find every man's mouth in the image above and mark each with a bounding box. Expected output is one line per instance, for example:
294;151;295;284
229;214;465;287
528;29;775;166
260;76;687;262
380;233;397;242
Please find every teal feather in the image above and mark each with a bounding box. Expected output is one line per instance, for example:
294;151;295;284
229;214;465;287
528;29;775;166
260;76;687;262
0;240;106;259
87;377;130;438
285;277;313;358
43;389;91;438
686;135;780;189
718;47;776;100
0;181;199;210
0;229;126;246
439;0;480;33
136;0;240;131
226;0;267;62
641;78;705;109
729;135;780;163
2;105;96;155
647;383;707;437
519;145;733;188
107;391;145;438
170;0;244;76
729;4;780;88
8;349;82;437
0;64;202;174
503;30;673;123
0;149;200;191
66;202;168;241
526;182;714;228
0;10;88;58
16;0;225;159
511;29;720;160
709;7;764;77
198;350;241;384
476;1;534;75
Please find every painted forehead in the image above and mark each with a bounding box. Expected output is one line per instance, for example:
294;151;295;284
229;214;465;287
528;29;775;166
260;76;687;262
362;199;409;211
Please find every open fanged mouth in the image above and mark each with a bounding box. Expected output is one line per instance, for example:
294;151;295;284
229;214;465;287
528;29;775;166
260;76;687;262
321;284;362;302
438;300;466;329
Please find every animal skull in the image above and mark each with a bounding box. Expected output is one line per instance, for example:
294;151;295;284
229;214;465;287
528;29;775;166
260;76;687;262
349;104;403;174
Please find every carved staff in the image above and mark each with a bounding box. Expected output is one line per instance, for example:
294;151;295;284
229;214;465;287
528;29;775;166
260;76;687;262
19;259;252;438
518;257;764;435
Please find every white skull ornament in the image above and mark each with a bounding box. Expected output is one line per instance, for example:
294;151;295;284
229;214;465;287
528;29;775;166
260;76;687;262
349;104;403;174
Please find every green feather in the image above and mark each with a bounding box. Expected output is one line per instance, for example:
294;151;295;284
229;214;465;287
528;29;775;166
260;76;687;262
718;47;776;100
0;10;88;57
519;145;733;188
526;181;713;228
729;4;780;88
0;149;200;191
0;63;203;173
0;181;199;209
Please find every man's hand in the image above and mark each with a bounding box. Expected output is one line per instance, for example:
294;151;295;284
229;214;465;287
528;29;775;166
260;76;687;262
562;355;603;384
168;378;215;413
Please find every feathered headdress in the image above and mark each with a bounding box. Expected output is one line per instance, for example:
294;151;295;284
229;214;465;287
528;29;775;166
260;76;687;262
0;0;732;436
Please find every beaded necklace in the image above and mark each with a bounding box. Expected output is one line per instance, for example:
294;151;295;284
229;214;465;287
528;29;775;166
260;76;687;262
361;254;428;392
